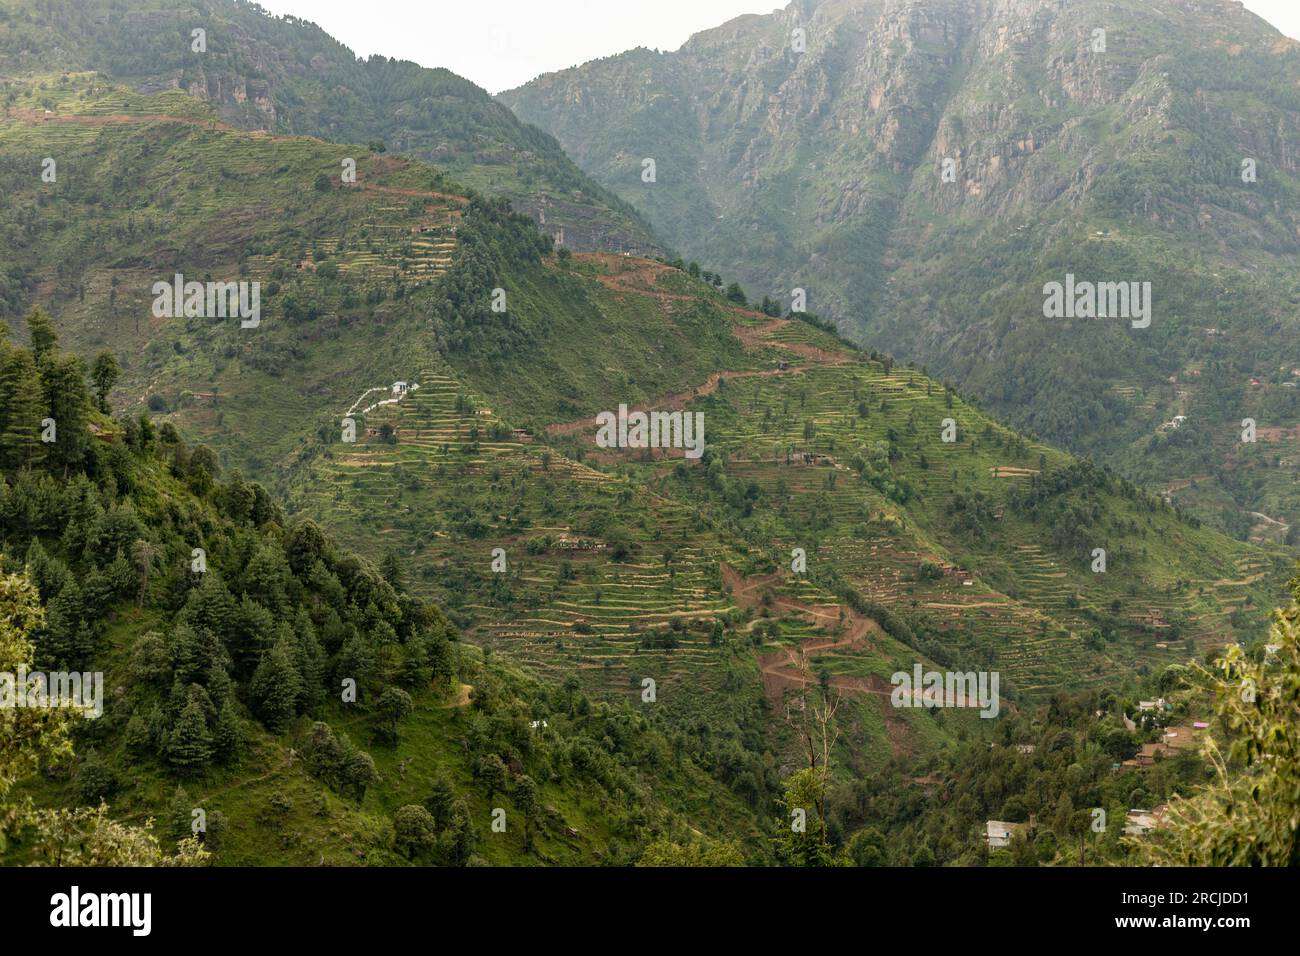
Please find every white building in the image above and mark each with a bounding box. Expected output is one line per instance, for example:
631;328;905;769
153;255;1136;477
985;820;1023;849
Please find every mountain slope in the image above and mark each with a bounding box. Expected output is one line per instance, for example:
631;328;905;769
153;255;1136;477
0;325;769;866
1;62;1291;864
501;0;1300;540
0;0;664;254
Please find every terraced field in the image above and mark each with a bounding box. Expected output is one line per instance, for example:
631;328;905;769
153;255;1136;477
1;81;474;475
6;76;1288;780
287;263;1289;744
293;358;746;693
561;310;1290;697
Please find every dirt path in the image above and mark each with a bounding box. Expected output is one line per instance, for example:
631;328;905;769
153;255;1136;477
721;564;887;705
117;751;296;824
542;256;853;439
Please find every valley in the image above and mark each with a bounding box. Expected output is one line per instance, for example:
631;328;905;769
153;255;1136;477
0;0;1296;872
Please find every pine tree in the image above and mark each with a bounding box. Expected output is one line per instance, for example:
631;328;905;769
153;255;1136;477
292;611;326;713
24;308;58;364
379;549;406;592
167;698;214;774
0;343;45;470
212;698;244;764
248;639;302;733
397;639;429;689
38;351;90;476
89;350;120;413
513;774;539;851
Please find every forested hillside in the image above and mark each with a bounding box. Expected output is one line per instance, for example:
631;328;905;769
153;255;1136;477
1;0;1295;869
502;0;1300;543
0;0;663;254
0;317;772;865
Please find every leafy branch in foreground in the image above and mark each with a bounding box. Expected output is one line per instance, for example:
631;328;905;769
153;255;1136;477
0;570;208;865
1138;568;1300;866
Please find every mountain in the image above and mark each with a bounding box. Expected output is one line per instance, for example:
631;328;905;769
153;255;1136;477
0;0;664;254
0;323;771;866
2;72;1279;712
0;1;1294;868
500;0;1300;543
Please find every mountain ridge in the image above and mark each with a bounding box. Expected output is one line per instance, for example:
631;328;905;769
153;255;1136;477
500;0;1300;543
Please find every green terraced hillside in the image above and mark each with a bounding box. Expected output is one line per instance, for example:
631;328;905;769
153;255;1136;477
0;0;663;255
1;66;1291;863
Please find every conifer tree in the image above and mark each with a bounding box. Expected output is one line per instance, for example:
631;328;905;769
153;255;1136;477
38;351;91;476
0;342;45;470
249;638;303;733
167;698;214;774
89;350;120;414
25;307;58;365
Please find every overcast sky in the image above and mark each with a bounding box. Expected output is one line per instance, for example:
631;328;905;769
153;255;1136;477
255;0;1300;94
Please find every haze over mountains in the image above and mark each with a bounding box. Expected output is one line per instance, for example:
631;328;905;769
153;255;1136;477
502;0;1300;541
0;0;1297;869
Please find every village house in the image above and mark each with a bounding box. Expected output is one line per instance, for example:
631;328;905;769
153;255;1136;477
1133;609;1170;630
1124;807;1168;837
554;533;606;552
985;820;1024;849
1015;744;1036;755
1133;743;1166;767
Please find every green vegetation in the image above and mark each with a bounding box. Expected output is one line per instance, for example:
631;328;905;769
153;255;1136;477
0;317;767;865
1;0;1294;868
502;0;1300;542
0;0;662;255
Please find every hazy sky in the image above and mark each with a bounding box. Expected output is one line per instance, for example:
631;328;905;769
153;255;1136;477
255;0;1300;94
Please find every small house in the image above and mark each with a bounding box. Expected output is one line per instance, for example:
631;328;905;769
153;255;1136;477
1124;808;1167;836
1134;743;1167;767
985;820;1023;849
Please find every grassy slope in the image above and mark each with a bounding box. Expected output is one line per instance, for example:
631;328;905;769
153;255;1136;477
500;0;1300;541
2;417;766;867
1;74;1287;807
0;0;663;256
